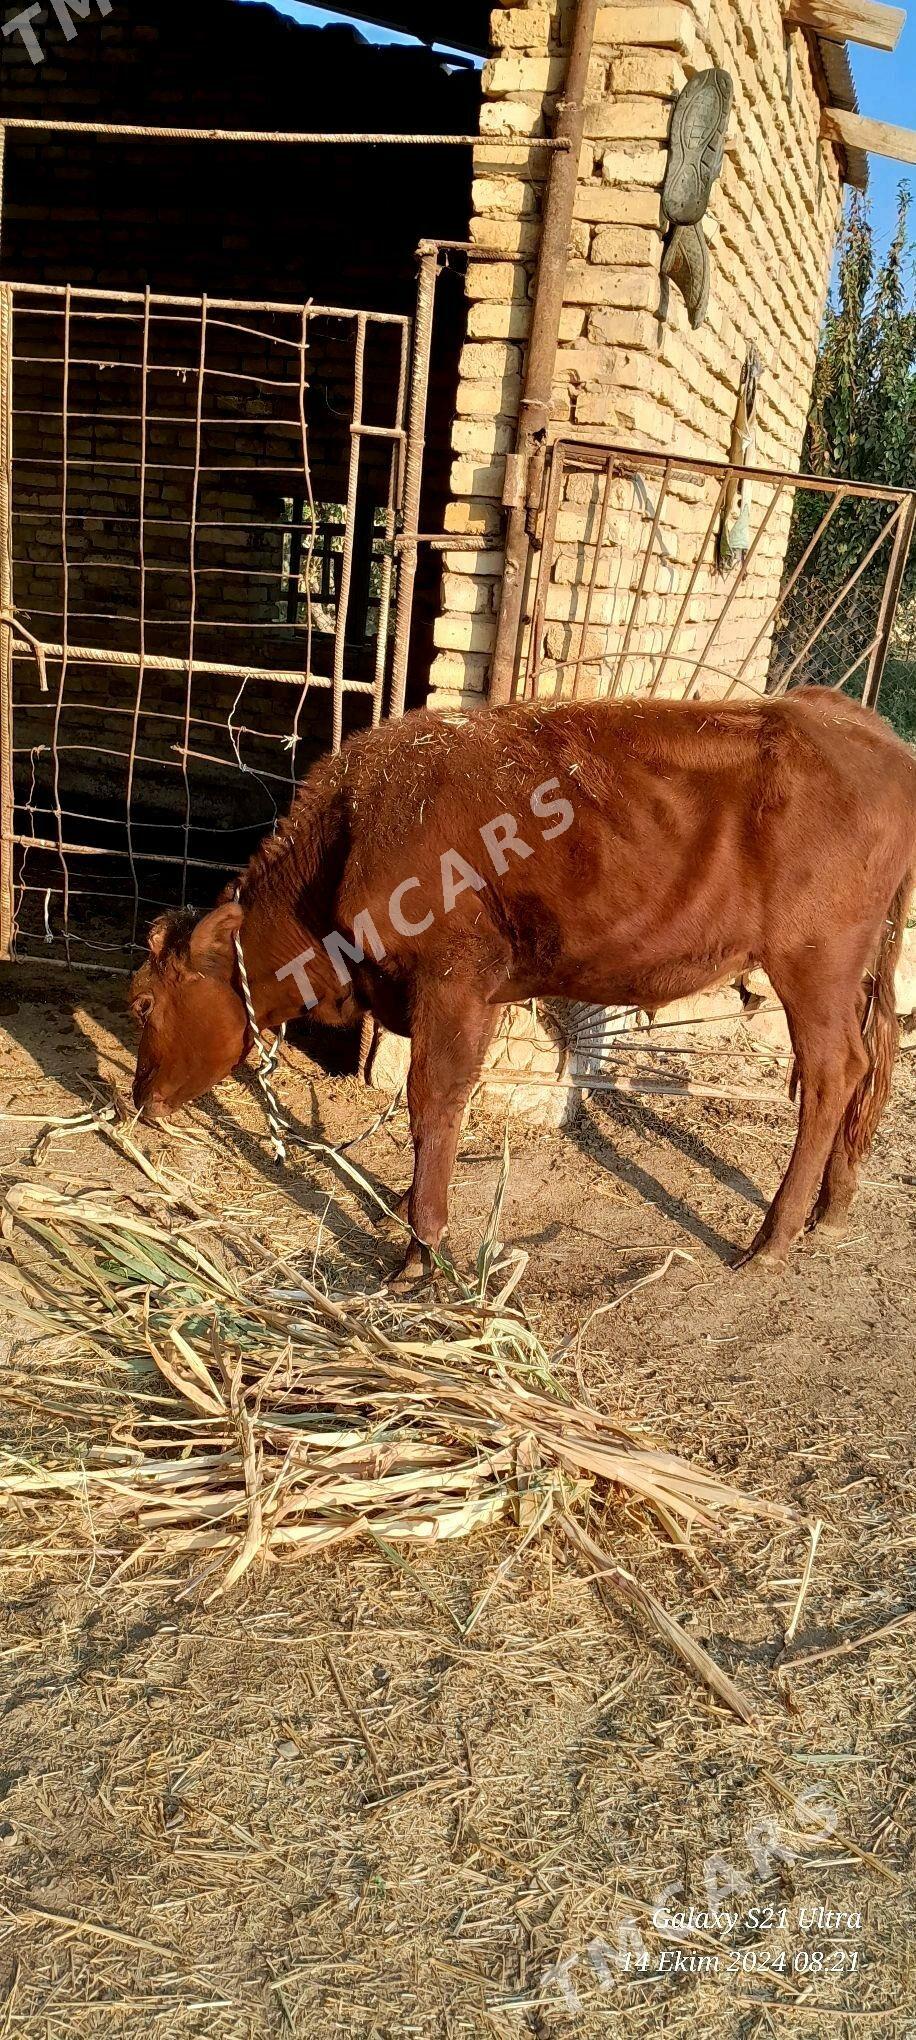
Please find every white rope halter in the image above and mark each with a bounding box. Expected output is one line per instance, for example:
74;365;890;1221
231;913;289;1165
228;897;406;1194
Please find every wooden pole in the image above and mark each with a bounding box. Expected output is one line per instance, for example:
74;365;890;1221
785;0;904;50
821;107;916;167
862;493;916;710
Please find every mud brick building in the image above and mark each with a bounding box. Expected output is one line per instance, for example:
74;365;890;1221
431;0;869;707
0;0;908;969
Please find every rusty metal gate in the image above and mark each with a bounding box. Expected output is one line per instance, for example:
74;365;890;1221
0;263;434;972
521;439;916;709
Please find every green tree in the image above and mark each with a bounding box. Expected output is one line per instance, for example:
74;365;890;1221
804;185;916;494
779;186;916;731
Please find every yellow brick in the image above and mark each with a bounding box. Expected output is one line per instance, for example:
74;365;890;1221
564;261;659;308
464;260;530;301
572;390;624;427
455;375;523;417
574;184;662;226
444;499;502;534
558;306;588;340
434;612;497;654
479;98;546;138
442;549;505;576
450;417;515;459
450;375;518;418
467;301;532;341
471;176;538;218
441;572;494;614
458;342;523;380
482;53;562;93
491;7;552;48
594;4;695;53
470;216;541;257
601;146;667;186
591;223;661;264
608;49;686;95
585;97;672;141
428;655;490;698
449;458;507;499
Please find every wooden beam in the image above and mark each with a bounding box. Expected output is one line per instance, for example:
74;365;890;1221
785;0;904;48
821;105;916;164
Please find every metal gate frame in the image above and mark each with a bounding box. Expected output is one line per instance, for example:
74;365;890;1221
0;99;543;971
521;438;916;709
0;253;440;967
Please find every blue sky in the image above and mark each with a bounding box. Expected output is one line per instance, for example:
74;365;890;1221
235;0;482;63
850;34;915;268
240;2;914;280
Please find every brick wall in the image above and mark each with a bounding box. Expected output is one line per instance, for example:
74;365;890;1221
430;0;844;707
0;0;480;953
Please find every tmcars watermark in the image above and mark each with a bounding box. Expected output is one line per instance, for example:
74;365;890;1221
537;1786;849;2012
3;0;113;65
273;776;575;1008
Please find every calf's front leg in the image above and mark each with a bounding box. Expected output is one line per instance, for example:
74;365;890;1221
397;987;498;1282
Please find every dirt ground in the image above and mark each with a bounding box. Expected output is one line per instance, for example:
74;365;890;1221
0;963;914;2039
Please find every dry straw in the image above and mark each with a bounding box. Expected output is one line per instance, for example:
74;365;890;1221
0;1140;794;1718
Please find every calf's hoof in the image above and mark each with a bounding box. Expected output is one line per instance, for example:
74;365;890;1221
388;1240;435;1291
808;1202;852;1239
732;1232;790;1272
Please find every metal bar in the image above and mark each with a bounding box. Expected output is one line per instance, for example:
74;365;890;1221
722;487;847;699
693;483;784;682
179;299;208;908
484;1072;788;1106
826;632;882;697
524;442;566;698
646;473;730;697
388;243;438;721
126;286;151;948
0;286;13;959
288;308;317;788
775;499;906;693
371;325;410;727
1;120;571;147
393;533;491;551
490;0;601;704
571;453;613;698
862;492;916;708
7;833;241;874
610;460;671;697
3;948;132;976
332;316;366;754
5;280;409;324
547;435;913;505
50;286;73;962
10;644;375;690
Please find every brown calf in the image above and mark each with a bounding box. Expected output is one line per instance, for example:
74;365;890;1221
131;690;916;1275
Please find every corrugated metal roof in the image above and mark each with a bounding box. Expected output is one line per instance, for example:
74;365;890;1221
273;6;868;191
817;35;868;190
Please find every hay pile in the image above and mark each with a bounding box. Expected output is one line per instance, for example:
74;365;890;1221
0;1159;793;1718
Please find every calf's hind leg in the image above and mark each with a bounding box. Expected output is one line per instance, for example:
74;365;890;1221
809;984;868;1236
397;986;498;1282
740;969;868;1266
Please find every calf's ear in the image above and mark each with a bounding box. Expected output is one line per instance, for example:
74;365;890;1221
147;915;173;958
188;901;245;979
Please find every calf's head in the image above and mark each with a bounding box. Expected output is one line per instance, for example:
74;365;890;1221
130;903;249;1121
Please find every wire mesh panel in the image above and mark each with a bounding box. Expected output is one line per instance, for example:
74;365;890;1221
0;282;412;969
522;442;914;709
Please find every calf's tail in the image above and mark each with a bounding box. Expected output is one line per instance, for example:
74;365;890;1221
845;868;913;1161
